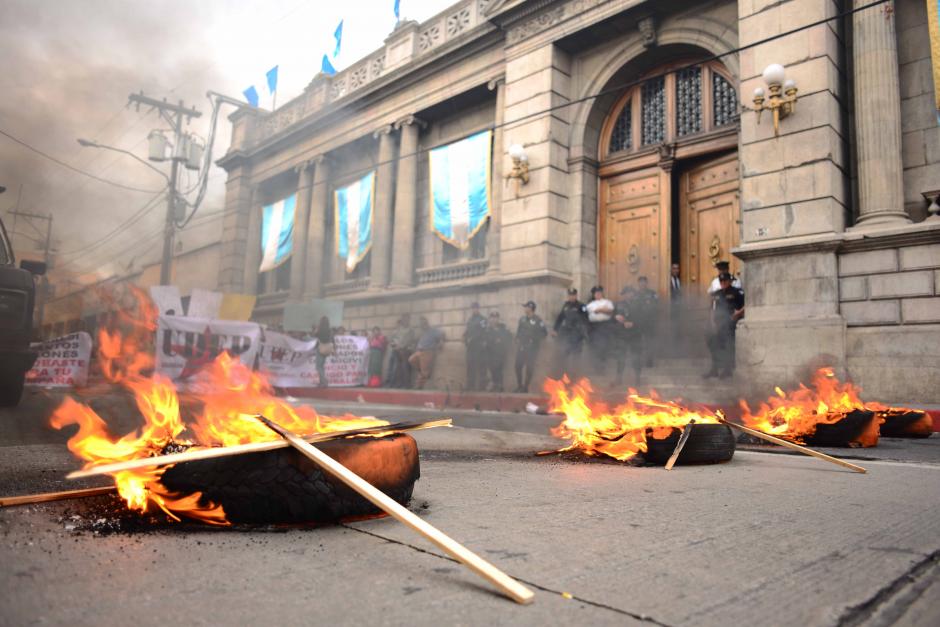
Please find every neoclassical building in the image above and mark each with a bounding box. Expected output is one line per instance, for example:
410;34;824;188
217;0;940;403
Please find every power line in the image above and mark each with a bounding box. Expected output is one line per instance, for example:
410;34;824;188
0;127;164;194
57;190;167;258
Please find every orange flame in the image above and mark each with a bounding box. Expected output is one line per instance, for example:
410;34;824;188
544;377;719;461
51;289;387;524
740;367;880;446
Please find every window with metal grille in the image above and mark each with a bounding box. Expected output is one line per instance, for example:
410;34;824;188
641;76;666;146
675;67;702;136
609;102;632;153
713;72;738;127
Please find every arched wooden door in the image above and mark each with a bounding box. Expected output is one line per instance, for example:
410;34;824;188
598;59;741;301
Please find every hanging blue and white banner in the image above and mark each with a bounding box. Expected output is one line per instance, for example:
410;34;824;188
429;130;492;249
259;193;296;273
335;172;375;272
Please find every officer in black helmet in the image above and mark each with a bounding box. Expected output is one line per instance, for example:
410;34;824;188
514;300;547;393
551;288;588;379
704;272;745;379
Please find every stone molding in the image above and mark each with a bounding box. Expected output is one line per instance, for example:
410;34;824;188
733;222;940;259
416;259;490;284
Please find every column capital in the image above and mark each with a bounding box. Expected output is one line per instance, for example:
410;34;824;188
487;77;505;91
373;124;395;139
313;153;332;168
293;159;315;175
394;114;427;130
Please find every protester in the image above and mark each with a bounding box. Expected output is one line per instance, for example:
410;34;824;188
632;276;659;368
462;302;487;391
514;300;547;393
704;272;745;379
367;326;387;388
585;285;616;375
613;287;641;386
481;311;512;392
408;316;445;389
386;315;416;388
552;288;589;378
707;260;742;295
314;316;334;388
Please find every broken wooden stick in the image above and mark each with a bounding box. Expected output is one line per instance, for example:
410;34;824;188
0;486;116;508
255;414;535;606
67;419;452;480
664;420;695;471
718;417;867;474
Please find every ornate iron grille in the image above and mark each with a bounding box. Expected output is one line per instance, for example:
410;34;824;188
675;67;702;136
641;76;666;146
609;102;632;153
713;72;739;127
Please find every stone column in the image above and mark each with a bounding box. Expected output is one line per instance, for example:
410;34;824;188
303;155;331;298
390;115;423;287
289;160;315;300
851;0;909;228
371;125;397;289
486;78;505;275
241;187;261;295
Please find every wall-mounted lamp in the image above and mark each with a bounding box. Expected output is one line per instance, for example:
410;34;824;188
506;143;529;195
752;64;798;137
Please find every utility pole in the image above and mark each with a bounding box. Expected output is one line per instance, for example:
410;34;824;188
8;209;53;329
127;92;202;285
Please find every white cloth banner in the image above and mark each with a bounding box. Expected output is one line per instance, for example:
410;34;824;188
25;332;93;388
155;315;261;382
187;288;223;320
258;332;368;388
149;285;183;316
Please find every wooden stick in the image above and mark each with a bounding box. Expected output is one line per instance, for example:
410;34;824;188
255;414;535;606
664;420;695;471
718;417;867;474
0;486;115;507
67;419;452;480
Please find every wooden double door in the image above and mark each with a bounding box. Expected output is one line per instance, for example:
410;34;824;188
599;151;740;304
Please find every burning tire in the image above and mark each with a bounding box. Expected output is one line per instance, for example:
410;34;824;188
643;424;736;465
159;433;420;524
802;409;877;447
878;410;933;438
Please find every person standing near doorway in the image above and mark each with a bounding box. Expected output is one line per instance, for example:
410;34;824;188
704;272;745;379
585;285;616;376
462;302;487;391
386;314;416;388
552;288;589;379
408;316;445;389
482;311;512;392
514;301;547;393
632;276;659;368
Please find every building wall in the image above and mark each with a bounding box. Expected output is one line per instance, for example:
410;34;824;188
897;0;940;221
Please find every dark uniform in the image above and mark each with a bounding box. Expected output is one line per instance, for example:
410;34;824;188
613;291;642;386
483;315;513;392
514;302;547;392
553;289;589;379
632;284;659;368
705;279;745;378
463;306;487;391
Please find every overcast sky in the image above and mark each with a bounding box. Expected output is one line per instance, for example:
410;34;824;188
0;0;449;281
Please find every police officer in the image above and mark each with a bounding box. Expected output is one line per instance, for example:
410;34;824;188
514;300;547;393
482;311;513;392
707;260;742;295
552;288;589;379
462;302;487;391
613;287;642;386
632;276;659;368
704;272;745;379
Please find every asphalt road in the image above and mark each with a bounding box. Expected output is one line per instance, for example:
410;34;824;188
1;388;938;626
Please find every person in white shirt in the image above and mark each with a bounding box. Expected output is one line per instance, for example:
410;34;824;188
707;260;742;295
586;286;616;376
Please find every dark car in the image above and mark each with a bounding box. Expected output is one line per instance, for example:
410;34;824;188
0;215;45;406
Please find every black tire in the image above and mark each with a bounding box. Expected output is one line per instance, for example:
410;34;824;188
0;370;25;407
804;409;875;447
643;423;736;465
159;433;420;524
879;410;933;438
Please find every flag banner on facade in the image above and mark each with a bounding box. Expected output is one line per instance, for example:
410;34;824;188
335;171;375;272
929;0;940;123
428;130;492;249
259;193;296;272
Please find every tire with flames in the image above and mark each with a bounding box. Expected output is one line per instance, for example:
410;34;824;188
159;433;420;524
643;424;736;466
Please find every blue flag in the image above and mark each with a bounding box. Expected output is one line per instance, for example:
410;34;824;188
242;85;259;107
266;66;278;94
321;54;337;76
335;172;375;272
429;130;492;249
259;194;296;272
333;20;344;58
394;0;400;20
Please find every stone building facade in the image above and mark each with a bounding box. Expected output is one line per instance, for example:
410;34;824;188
216;0;940;403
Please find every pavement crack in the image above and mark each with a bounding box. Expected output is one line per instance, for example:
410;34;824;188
341;523;674;626
836;549;940;627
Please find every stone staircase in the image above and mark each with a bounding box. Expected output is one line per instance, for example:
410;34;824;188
596;357;746;407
